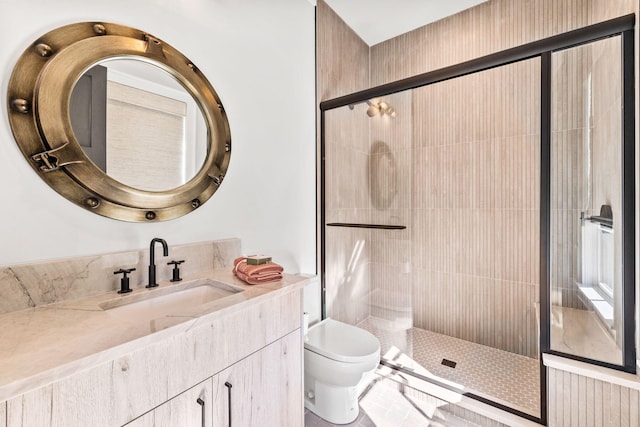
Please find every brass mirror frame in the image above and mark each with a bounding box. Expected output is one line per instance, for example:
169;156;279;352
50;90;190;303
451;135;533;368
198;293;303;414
7;22;231;222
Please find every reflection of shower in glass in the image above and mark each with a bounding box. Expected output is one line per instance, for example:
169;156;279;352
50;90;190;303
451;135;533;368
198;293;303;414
584;73;593;211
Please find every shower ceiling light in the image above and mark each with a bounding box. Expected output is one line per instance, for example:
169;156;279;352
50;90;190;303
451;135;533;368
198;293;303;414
366;100;396;118
366;101;380;117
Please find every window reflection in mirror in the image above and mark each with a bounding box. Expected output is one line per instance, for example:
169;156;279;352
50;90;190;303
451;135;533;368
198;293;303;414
550;35;623;365
70;59;208;192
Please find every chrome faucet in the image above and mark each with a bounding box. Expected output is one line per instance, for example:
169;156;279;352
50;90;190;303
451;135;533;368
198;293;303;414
147;238;168;288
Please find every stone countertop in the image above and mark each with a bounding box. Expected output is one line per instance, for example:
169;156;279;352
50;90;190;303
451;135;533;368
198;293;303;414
0;269;308;403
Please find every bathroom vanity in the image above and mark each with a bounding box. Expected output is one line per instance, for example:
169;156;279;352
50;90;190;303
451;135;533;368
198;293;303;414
0;240;306;426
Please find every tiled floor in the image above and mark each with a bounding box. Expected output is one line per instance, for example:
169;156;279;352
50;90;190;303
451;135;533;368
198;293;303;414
304;374;481;427
358;318;540;418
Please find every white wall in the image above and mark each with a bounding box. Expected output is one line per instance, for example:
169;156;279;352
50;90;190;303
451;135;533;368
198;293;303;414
0;0;316;274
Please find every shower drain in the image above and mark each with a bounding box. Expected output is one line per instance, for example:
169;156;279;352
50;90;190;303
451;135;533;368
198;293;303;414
441;358;457;368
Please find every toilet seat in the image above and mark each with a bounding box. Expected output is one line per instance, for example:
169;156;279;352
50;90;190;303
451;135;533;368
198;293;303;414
304;318;380;363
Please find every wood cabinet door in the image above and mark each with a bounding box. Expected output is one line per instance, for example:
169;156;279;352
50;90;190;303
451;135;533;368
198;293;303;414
125;378;212;427
212;330;302;427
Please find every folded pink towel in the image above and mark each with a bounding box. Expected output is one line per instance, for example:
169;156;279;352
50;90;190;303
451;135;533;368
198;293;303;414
233;257;283;285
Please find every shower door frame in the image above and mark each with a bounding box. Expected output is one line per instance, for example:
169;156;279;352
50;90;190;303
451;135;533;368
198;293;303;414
319;14;636;426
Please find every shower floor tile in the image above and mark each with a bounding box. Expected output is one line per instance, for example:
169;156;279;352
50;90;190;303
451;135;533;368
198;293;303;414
358;317;540;418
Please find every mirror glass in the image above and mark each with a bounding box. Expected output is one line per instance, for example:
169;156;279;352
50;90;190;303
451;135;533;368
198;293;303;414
550;35;623;364
70;58;208;192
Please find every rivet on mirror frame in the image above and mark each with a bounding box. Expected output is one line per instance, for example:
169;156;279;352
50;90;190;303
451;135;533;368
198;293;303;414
225;143;231;152
212;175;224;186
145;211;157;221
191;199;201;209
92;24;107;35
217;103;225;113
10;99;30;114
84;197;100;209
34;43;53;57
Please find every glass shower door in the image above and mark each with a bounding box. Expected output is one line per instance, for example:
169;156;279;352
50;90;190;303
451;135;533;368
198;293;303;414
323;57;542;419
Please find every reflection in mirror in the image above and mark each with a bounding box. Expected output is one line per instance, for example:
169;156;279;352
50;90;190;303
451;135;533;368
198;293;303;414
70;59;207;192
550;35;623;364
368;141;397;210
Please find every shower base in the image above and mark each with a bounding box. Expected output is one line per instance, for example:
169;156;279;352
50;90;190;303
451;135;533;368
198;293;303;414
358;317;540;418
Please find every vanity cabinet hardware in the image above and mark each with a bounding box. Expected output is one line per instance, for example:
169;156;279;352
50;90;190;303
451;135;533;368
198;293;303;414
114;268;136;294
168;260;185;282
196;397;205;427
224;381;233;426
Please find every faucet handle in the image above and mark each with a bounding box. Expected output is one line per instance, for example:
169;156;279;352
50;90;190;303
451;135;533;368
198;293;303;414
167;260;184;282
114;268;136;294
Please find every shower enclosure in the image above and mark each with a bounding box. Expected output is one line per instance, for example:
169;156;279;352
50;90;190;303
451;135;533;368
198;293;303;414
320;16;635;424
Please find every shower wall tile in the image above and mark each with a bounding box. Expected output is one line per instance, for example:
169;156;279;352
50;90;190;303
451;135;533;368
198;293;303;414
547;367;640;427
324;227;371;324
366;90;414;329
324;106;370;215
551;46;593;133
407;58;541;357
411;269;539;357
369;0;634;87
318;1;372;327
316;0;369;102
550;209;584;309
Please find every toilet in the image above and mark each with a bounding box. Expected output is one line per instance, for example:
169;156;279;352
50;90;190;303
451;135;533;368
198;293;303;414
303;318;381;424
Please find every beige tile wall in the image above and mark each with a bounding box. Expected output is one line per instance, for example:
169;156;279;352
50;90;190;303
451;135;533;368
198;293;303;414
316;0;369;101
368;91;413;327
366;0;635;359
323;101;372;324
547;367;640;427
317;0;372;324
370;0;634;87
409;59;541;358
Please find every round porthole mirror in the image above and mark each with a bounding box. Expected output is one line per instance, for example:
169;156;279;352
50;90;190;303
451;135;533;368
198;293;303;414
7;22;231;222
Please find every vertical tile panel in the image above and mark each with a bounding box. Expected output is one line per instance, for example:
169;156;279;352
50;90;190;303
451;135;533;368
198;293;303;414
316;0;369;101
578;374;587;427
602;381;611;427
620;385;630;427
548;367;557;426
562;371;571;426
586;376;596;427
611;384;621;427
594;377;603;426
570;372;579;426
630;388;639;427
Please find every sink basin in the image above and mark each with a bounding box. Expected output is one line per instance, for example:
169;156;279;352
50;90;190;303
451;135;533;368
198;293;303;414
100;278;242;318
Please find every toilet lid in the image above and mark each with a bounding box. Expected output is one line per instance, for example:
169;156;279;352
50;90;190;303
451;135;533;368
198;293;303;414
304;318;380;363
